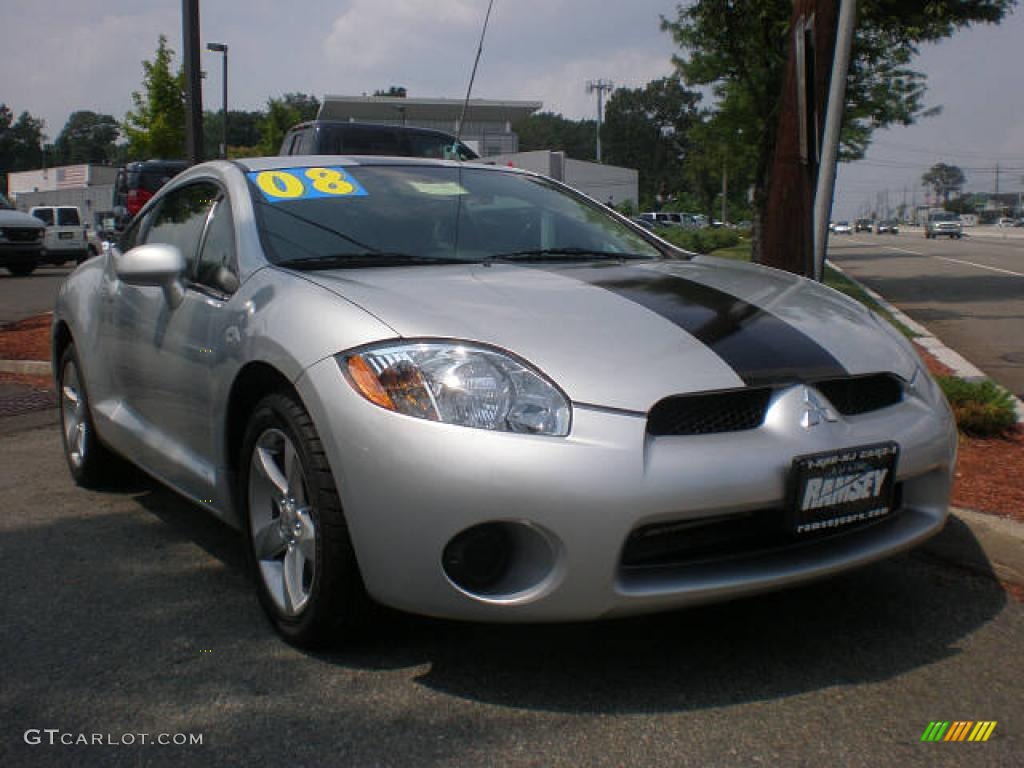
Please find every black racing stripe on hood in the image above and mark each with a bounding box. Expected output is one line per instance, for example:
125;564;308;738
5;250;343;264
544;263;848;387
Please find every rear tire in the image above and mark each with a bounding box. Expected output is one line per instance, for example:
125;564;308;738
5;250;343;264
239;391;371;648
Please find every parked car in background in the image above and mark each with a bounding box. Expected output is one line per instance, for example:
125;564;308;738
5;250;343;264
833;221;853;235
54;156;957;648
0;193;46;276
855;219;872;233
876;220;899;235
925;212;963;239
113;159;190;227
279;121;478;161
996;217;1015;228
29;205;90;265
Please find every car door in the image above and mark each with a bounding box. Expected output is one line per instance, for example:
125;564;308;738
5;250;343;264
108;181;238;500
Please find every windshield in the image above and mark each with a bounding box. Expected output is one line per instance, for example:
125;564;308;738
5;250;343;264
249;165;666;266
931;212;958;222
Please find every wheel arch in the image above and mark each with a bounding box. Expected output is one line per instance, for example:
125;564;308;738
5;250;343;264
51;319;74;377
224;361;300;475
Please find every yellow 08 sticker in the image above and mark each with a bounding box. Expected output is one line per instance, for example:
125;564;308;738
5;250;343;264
248;166;367;202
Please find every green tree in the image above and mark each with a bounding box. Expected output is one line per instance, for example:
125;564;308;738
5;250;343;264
123;35;186;160
662;0;1016;261
282;93;321;122
602;77;701;208
922;162;966;203
54;111;120;165
372;86;408;98
203;109;264;158
514;112;596;160
257;98;301;155
0;105;46;177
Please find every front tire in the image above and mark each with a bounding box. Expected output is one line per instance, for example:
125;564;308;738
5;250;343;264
7;263;36;277
58;345;121;486
239;392;370;648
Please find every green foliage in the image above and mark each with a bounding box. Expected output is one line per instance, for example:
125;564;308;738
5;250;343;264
123;35;186;160
514;112;596;161
922;162;966;202
602;77;701;205
203;109;264;158
662;0;1016;259
0;104;46;177
657;226;740;254
55;111;119;165
373;86;408;98
258;99;300;155
281;93;320;122
936;376;1018;437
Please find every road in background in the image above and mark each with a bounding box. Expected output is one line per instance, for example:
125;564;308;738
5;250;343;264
828;229;1024;398
0;265;73;324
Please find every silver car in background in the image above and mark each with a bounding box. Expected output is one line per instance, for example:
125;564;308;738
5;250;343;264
53;157;957;647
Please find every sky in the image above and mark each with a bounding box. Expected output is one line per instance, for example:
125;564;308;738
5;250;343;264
1;0;1022;217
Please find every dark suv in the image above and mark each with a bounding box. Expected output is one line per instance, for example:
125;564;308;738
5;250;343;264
113;159;189;225
279;121;478;161
0;193;46;276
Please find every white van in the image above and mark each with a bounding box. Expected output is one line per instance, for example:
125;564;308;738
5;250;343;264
29;205;90;264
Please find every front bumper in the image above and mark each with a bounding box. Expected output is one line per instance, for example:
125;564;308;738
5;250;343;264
0;241;44;264
297;357;957;622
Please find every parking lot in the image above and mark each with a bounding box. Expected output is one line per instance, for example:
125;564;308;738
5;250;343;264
2;415;1021;766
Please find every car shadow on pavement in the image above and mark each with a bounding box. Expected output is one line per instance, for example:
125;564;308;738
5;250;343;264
316;528;1010;715
2;468;1010;731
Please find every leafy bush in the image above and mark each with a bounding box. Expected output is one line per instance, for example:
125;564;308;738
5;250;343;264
936;376;1018;437
658;227;741;254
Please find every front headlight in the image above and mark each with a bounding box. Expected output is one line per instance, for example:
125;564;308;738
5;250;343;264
340;341;572;436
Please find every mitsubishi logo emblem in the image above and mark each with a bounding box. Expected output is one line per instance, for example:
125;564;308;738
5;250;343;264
801;387;838;430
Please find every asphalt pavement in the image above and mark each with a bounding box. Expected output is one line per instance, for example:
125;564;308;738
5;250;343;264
828;228;1024;398
0;264;73;324
0;417;1021;766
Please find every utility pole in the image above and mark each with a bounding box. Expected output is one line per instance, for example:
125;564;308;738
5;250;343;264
721;156;728;225
182;0;204;165
586;79;613;163
995;162;1000;194
207;42;228;159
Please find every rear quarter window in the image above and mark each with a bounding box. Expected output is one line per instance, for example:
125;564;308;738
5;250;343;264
32;208;55;226
57;208;81;226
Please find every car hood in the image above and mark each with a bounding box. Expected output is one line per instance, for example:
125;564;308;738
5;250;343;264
0;209;45;228
297;257;918;412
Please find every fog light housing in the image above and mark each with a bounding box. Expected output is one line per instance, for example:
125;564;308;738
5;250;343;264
441;521;561;600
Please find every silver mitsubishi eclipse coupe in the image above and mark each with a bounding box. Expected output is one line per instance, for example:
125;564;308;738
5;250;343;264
53;156;957;647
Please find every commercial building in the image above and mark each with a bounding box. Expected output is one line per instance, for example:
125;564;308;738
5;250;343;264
481;150;639;208
7;164;117;225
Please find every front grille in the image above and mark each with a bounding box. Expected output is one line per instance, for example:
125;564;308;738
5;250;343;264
621;485;903;570
1;227;43;243
814;374;903;415
647;388;772;436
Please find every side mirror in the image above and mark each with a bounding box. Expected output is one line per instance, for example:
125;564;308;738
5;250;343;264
115;243;187;308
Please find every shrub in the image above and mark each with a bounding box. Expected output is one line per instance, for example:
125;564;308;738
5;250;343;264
658;227;740;254
936;376;1018;437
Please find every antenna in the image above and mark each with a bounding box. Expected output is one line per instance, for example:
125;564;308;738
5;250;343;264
456;0;496;143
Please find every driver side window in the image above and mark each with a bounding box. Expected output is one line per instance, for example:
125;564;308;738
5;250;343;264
143;183;219;277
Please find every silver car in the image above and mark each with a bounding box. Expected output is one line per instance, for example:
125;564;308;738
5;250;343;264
53;157;957;647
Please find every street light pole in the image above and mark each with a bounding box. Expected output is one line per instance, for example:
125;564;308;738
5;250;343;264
207;42;228;159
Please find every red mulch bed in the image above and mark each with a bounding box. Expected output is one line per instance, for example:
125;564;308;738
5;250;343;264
2;315;1021;521
0;314;51;361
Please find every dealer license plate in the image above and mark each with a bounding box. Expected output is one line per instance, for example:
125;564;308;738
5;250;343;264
788;442;899;535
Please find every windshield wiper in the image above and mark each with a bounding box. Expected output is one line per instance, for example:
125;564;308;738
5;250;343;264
483;248;654;265
276;253;468;270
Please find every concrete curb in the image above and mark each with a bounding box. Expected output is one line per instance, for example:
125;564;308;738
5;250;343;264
927;508;1024;588
0;359;51;375
827;260;1024;424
